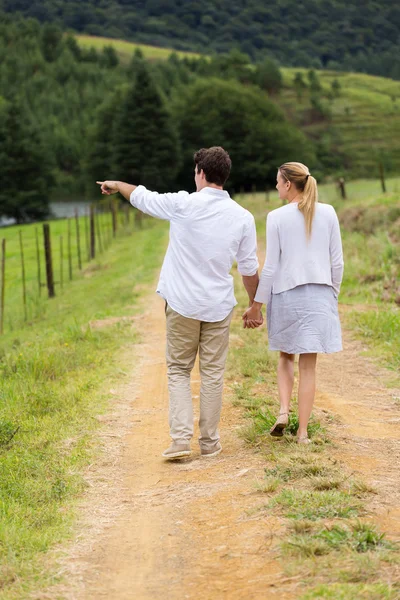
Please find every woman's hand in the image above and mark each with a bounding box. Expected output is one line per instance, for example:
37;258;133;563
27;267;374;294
242;303;263;329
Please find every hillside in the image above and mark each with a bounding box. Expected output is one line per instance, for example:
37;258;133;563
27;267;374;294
280;69;400;178
76;35;400;178
1;1;400;80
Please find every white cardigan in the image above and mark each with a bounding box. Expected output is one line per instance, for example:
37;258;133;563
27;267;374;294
254;202;344;304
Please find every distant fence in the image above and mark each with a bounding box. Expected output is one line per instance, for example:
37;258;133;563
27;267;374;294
0;199;143;336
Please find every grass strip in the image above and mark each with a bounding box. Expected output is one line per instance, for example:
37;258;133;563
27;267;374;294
0;220;168;599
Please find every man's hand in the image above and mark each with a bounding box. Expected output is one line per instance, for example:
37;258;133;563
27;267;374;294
96;181;119;195
242;304;263;329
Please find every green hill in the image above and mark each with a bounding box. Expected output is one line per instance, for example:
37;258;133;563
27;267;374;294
1;0;400;80
280;69;400;177
75;35;400;178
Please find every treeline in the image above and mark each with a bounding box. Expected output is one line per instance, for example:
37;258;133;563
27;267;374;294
0;15;319;222
1;0;400;80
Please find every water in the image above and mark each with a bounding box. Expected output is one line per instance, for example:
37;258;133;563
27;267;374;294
0;201;91;227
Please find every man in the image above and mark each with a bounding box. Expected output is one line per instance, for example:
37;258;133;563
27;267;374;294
97;146;261;460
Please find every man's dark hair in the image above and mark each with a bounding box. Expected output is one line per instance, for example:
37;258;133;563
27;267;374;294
193;146;232;187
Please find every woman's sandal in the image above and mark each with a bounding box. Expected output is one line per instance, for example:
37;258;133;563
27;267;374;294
270;412;289;437
297;435;311;445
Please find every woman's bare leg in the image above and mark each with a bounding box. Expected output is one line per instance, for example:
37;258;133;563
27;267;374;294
277;352;295;415
298;353;317;439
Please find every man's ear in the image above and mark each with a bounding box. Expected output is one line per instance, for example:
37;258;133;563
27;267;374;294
200;169;206;180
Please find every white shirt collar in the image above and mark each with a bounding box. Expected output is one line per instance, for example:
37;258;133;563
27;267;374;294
199;186;230;198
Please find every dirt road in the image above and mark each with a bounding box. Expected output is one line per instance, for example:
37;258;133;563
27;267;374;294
46;293;400;600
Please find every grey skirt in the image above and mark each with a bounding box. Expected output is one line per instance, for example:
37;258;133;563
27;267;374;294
267;284;342;354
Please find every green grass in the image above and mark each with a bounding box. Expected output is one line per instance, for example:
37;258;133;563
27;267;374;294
0;219;168;599
0;206;132;333
350;310;400;373
283;522;390;557
301;583;399;599
75;34;201;63
269;489;362;520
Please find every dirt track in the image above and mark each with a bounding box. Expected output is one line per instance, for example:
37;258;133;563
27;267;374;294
45;293;400;600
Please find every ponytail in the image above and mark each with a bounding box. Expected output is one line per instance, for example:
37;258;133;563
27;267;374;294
278;162;318;239
298;176;318;239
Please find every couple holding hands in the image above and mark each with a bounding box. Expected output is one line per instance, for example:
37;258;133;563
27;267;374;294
97;145;343;460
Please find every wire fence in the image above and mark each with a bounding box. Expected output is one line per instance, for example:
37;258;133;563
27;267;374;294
0;200;143;336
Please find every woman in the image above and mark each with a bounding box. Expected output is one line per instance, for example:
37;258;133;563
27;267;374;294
243;162;344;443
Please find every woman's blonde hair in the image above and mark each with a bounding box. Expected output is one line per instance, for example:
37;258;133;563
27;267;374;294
278;162;318;239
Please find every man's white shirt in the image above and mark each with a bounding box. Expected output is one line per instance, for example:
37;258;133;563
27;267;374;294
130;185;258;322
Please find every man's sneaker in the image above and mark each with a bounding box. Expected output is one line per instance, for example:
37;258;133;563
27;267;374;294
200;442;222;458
162;442;191;460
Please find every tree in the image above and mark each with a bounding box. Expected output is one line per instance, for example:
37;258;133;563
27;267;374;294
294;72;307;100
172;78;316;192
41;22;62;62
85;86;128;197
101;45;119;69
255;58;282;94
112;63;181;191
308;69;322;93
331;78;341;98
0;98;54;222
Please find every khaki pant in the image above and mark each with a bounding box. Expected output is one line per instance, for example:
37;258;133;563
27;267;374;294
165;304;233;451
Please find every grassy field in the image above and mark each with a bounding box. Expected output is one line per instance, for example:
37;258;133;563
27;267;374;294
0;218;168;599
0;205;132;333
280;68;400;178
75;34;201;62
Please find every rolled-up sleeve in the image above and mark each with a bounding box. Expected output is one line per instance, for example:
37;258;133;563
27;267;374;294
236;216;259;276
254;213;280;304
130;185;189;221
329;209;344;296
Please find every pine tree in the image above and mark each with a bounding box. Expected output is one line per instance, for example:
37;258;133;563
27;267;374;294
0;98;54;223
294;72;307;100
112;63;181;191
85;87;127;197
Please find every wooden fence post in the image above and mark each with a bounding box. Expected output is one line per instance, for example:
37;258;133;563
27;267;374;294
338;178;347;200
75;208;82;270
379;162;386;193
19;231;27;321
84;207;90;261
67;218;73;280
43;223;55;298
90;204;96;259
35;227;41;296
96;207;103;253
0;239;5;335
112;200;117;237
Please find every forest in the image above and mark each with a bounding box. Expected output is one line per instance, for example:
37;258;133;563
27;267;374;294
1;0;400;80
0;14;319;221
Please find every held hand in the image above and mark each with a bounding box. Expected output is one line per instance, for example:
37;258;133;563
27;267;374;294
242;306;263;329
96;180;119;195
